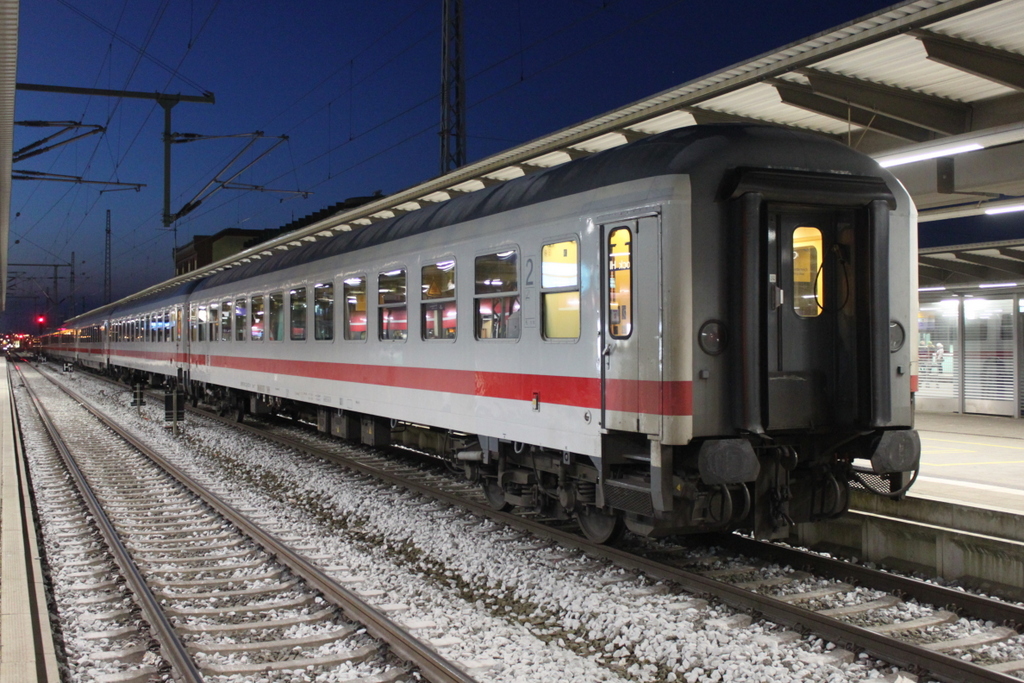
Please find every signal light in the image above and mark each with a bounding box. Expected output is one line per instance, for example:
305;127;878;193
36;315;46;325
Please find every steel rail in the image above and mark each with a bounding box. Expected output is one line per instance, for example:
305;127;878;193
208;411;1024;683
13;364;205;683
41;371;477;683
713;533;1024;628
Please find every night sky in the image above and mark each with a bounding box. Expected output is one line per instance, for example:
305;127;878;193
8;0;991;331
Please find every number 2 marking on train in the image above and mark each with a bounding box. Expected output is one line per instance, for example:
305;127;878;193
525;258;535;286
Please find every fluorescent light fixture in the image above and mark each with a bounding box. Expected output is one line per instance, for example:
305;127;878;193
979;282;1017;288
878;143;982;168
873;122;1024;170
918;286;946;292
985;203;1024;216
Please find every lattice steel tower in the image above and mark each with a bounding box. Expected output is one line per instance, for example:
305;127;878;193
440;0;466;174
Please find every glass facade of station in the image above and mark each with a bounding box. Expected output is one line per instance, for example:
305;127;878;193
917;290;1019;416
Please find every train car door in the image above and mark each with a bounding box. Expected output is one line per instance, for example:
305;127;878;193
766;208;848;430
601;216;661;433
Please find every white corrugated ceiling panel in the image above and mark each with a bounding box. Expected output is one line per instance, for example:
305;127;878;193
697;83;860;135
815;34;1014;101
930;0;1024;53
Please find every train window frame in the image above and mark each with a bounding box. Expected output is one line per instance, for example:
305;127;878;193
251;294;266;341
474;248;521;341
268;292;285;341
421;258;457;341
343;275;367;342
190;304;198;342
792;226;825;318
314;281;334;341
541;238;581;341
607;227;633;340
208;302;220;342
290;286;308;341
220;300;232;342
234;297;247;341
200;305;209;342
378;268;408;342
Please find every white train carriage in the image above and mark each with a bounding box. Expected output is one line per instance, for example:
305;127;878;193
52;124;921;542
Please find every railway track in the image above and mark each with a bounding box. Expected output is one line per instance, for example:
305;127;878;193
14;361;475;683
34;362;1024;682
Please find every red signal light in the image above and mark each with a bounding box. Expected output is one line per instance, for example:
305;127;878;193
36;315;46;325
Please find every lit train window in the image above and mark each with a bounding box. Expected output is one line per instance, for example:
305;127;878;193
220;300;232;341
290;288;307;341
422;260;456;340
174;306;182;342
793;226;824;318
379;269;408;341
189;304;197;342
314;283;334;341
475;251;520;340
208;303;219;342
541;240;580;340
608;228;633;339
251;295;265;341
268;292;285;341
234;298;247;341
344;277;367;341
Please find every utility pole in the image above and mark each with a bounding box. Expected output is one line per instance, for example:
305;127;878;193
105;210;112;304
440;0;466;174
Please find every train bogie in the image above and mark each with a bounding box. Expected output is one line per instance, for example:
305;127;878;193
49;124;921;542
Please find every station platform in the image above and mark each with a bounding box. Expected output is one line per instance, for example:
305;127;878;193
912;411;1024;514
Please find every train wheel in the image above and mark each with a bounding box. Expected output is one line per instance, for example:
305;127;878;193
482;478;512;511
577;505;625;544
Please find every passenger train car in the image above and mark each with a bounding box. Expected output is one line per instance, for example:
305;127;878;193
43;124;921;542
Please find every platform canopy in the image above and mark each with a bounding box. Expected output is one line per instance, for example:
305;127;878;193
0;0;17;312
33;0;1024;312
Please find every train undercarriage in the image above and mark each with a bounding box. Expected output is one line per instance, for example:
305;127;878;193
88;371;913;544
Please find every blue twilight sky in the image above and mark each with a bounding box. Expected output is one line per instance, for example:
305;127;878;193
9;0;995;330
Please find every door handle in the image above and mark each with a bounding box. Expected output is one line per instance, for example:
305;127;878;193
602;342;616;357
772;284;785;310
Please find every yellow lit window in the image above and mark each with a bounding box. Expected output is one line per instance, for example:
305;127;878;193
793;226;823;318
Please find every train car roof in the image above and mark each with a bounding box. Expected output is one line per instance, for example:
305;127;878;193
71;279;203;325
195;124;896;293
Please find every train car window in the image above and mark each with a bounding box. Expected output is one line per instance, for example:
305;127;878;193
251;295;265;341
378;269;407;341
197;304;208;342
164;311;171;342
541;240;580;340
314;282;334;341
290;287;307;341
208;303;219;342
343;277;367;341
220;300;232;341
169;309;177;343
235;298;247;341
190;304;198;342
422;260;456;340
793;226;824;318
268;292;285;341
145;315;152;343
475;251;520;340
608;228;633;339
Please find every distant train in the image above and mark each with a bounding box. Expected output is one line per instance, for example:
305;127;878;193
43;124;921;542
